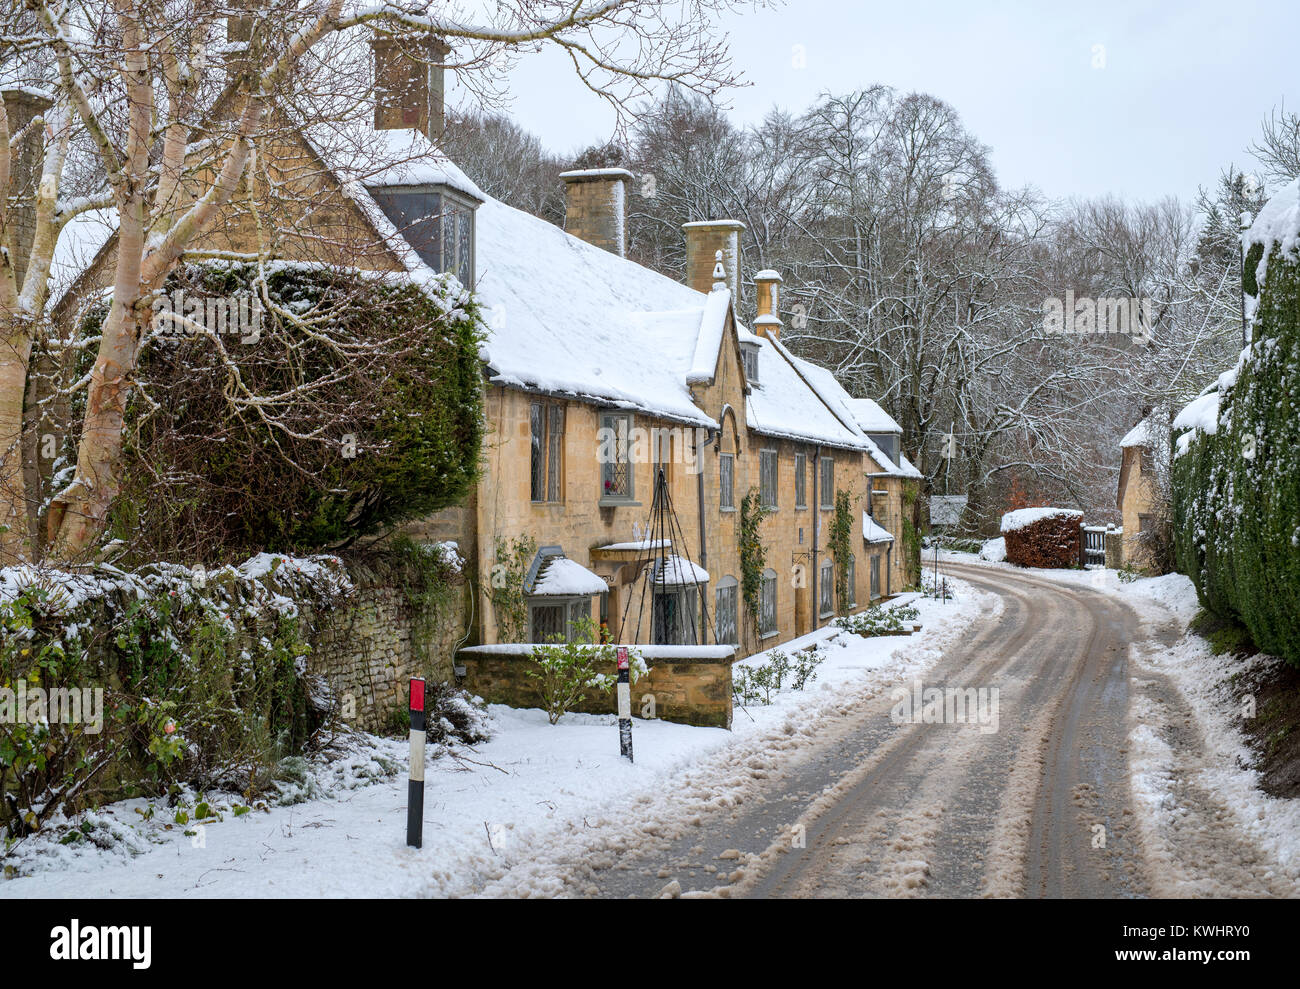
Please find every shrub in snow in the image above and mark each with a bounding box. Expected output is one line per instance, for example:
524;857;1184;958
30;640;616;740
733;646;826;706
834;602;920;636
979;537;1007;562
1173;179;1300;667
1000;508;1082;568
526;618;647;725
77;262;485;561
0;554;349;839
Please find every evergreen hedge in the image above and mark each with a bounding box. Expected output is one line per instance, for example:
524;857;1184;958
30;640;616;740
1172;188;1300;666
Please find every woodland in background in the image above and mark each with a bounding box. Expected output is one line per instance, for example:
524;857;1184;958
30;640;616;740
442;94;1300;534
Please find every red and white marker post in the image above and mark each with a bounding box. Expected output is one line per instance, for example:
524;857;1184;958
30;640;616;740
616;647;634;763
407;677;426;848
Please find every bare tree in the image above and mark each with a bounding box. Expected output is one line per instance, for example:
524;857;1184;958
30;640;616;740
0;0;750;564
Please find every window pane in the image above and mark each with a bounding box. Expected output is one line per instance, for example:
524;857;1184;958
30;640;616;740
601;414;632;499
547;405;564;502
760;574;777;634
719;454;734;509
715;584;737;645
531;604;564;642
795;453;806;507
530;403;545;501
760;451;777;508
820;458;834;508
820;560;833;614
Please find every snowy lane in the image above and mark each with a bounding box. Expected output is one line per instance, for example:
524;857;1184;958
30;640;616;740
574;563;1161;898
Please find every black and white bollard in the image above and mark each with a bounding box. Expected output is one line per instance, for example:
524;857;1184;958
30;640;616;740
406;677;425;848
616;647;634;763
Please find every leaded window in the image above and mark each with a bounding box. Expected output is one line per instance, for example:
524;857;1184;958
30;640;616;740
719;453;735;510
795;452;807;508
819;456;835;509
530;401;564;502
760;449;778;509
600;412;634;501
760;568;778;636
715;577;738;645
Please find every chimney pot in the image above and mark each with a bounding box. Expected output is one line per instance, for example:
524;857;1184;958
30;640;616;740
683;219;744;300
754;268;783;339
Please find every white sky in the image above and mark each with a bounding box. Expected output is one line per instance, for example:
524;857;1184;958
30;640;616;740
479;0;1297;204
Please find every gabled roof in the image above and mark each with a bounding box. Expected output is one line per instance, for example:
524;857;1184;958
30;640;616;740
847;397;902;434
746;334;872;452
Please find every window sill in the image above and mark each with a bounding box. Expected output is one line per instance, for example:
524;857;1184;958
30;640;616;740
760;630;780;640
598;498;641;508
720;506;737;513
530;500;565;507
795;504;808;511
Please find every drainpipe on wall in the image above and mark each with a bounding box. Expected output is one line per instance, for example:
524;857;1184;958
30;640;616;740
811;444;822;630
698;427;716;641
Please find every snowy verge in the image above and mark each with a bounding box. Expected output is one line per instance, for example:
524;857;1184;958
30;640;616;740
2;582;994;898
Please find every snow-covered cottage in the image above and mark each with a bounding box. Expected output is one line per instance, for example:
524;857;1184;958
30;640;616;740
1117;414;1168;572
44;27;920;675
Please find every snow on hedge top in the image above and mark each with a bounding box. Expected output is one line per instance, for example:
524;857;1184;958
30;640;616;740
1172;389;1222;457
1245;177;1300;275
1000;507;1082;533
530;556;607;597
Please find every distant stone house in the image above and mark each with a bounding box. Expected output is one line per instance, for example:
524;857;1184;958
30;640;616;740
1116;416;1167;572
43;25;920;665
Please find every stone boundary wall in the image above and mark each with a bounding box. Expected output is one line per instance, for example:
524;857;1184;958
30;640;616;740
305;578;469;734
456;644;735;729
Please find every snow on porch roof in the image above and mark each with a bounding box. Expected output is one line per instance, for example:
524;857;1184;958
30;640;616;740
651;554;710;586
863;512;895;544
529;556;608;597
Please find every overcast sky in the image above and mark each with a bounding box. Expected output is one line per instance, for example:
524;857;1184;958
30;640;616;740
486;0;1297;205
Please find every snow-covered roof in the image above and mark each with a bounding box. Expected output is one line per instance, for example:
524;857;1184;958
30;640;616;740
748;336;872;452
862;512;894;544
1120;417;1158;450
47;207;117;313
999;507;1082;533
929;494;968;527
651;554;709;586
308;123;485;200
847;397;902;434
530;556;607;597
896;452;924;480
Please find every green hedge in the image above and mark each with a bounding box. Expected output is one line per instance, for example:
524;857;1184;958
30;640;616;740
1172;231;1300;666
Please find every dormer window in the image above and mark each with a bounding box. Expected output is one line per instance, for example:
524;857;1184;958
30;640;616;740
741;341;760;384
371;183;477;285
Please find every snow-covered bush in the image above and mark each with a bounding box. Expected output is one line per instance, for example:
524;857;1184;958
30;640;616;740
834;602;920;637
979;537;1007;562
1173;179;1300;666
526;618;646;725
1000;508;1083;568
0;555;349;839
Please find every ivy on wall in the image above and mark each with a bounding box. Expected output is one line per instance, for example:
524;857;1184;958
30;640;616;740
738;487;772;646
487;535;537;642
830;489;855;615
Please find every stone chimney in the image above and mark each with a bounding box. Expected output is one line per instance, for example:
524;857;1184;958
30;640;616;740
683;220;744;300
559;169;632;257
753;269;783;340
371;34;449;142
1;86;53;291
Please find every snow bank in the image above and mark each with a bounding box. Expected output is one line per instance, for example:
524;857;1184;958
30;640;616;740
979;537;1006;562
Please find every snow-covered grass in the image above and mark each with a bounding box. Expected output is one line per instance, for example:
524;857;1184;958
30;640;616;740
1;583;990;898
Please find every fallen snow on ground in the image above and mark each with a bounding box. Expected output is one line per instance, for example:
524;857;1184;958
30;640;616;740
944;553;1300;892
2;585;992;898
